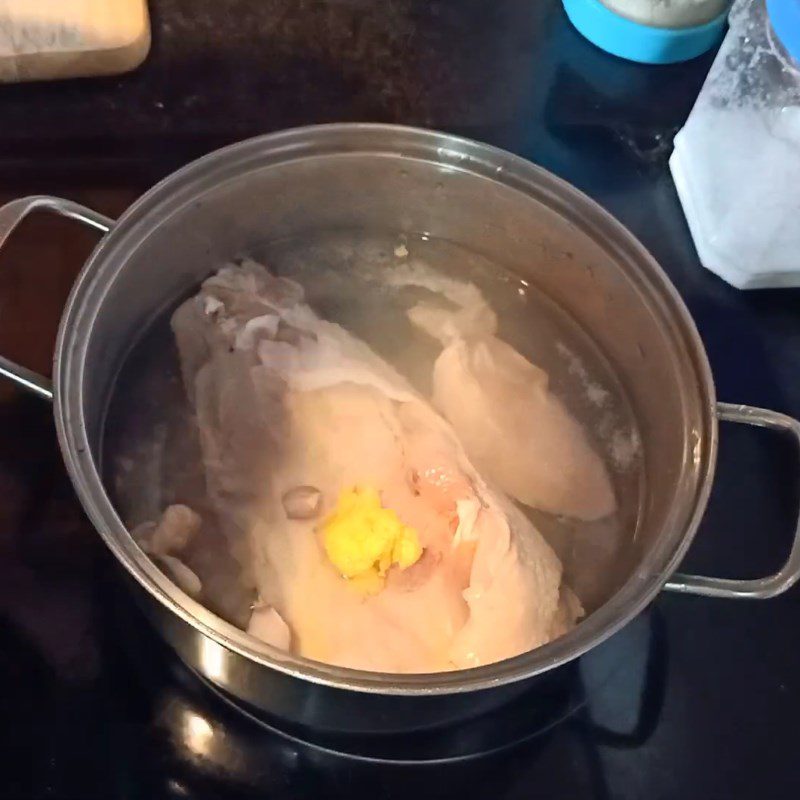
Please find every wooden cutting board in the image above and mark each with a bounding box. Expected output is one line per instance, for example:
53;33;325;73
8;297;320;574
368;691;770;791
0;0;150;83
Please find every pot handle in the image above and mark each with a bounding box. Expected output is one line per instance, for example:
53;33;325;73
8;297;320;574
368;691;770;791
0;195;114;401
664;402;800;600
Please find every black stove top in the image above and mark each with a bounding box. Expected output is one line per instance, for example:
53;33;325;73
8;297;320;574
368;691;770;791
1;1;800;798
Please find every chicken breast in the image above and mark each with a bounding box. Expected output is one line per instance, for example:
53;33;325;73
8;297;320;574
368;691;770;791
388;264;616;522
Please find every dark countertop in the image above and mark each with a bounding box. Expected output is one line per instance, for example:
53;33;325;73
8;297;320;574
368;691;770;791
1;1;558;180
1;1;800;798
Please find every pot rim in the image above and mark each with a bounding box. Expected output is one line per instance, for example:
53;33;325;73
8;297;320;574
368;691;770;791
52;123;718;696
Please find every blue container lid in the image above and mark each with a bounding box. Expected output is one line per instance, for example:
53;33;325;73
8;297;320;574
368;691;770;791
766;0;800;62
563;0;729;64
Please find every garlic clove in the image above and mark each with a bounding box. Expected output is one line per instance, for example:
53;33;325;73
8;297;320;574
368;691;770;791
281;486;322;520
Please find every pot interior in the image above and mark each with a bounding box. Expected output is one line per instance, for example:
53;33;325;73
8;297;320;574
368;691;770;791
63;126;714;687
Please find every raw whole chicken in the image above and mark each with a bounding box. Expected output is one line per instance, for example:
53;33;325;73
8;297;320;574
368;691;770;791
156;260;581;673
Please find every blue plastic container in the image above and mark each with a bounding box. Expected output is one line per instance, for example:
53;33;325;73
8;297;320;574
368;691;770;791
563;0;729;64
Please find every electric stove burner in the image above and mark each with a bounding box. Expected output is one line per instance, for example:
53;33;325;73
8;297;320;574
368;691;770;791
193;664;584;764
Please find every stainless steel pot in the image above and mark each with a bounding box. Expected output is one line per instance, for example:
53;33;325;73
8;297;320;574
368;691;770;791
2;124;799;734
